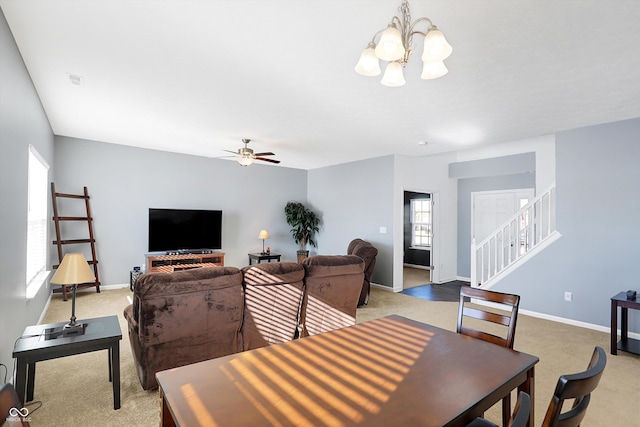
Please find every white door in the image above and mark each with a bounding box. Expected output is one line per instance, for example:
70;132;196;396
472;189;534;242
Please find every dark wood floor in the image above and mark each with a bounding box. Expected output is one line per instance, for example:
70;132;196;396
401;280;470;302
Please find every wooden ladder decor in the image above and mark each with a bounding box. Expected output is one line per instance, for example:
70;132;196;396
51;182;101;300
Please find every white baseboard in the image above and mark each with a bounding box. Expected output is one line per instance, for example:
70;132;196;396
76;283;129;292
520;308;640;340
474;299;640;341
371;282;396;292
403;264;432;270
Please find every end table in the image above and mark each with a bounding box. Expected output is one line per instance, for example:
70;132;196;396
248;252;281;265
12;315;122;409
610;291;640;355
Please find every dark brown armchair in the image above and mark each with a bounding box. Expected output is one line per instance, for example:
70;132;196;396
300;255;364;337
123;266;244;390
347;238;378;306
241;262;306;350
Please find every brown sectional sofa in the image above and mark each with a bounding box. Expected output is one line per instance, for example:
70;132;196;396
123;255;364;390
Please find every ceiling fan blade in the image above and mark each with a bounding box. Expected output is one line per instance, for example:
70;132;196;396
256;157;281;164
223;149;239;155
253;152;275;157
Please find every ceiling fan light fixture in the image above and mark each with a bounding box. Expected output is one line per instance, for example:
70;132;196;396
238;155;254;166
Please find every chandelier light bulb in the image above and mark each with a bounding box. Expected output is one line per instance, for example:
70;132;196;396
375;24;405;61
421;60;448;80
355;44;381;76
381;61;406;87
422;28;453;62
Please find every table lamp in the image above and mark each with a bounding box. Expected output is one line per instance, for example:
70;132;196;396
50;253;95;334
258;230;269;254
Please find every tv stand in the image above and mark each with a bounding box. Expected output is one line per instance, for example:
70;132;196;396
146;252;225;273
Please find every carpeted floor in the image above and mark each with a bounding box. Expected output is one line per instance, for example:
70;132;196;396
22;286;640;426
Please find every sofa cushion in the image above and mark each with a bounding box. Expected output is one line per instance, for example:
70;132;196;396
241;262;305;350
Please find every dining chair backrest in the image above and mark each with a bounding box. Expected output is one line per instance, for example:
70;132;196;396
457;286;520;349
465;391;530;427
541;346;607;427
508;391;531;427
1;383;30;426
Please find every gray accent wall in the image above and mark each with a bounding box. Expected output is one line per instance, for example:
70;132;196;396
308;156;394;287
492;117;640;333
0;9;55;372
53;136;308;286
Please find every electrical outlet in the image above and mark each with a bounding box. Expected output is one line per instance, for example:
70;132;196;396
564;291;573;302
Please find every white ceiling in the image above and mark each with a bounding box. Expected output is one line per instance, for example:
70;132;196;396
3;0;640;170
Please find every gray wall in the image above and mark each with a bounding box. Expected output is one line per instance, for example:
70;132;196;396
53;136;308;285
308;156;394;287
493;117;640;333
0;9;54;372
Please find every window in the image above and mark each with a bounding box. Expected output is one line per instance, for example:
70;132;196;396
410;198;432;248
26;145;50;299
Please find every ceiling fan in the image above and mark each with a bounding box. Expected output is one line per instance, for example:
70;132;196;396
223;139;281;166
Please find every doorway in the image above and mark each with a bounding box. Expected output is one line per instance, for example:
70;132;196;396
403;191;434;289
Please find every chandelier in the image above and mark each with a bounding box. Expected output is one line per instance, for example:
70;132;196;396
355;0;452;87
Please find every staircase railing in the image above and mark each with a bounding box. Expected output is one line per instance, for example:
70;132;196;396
471;183;557;288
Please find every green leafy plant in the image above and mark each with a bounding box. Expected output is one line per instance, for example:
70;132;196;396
284;201;320;251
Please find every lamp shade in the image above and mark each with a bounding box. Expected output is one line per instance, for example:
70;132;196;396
421;60;448;80
354;44;381;76
422;28;453;62
375;24;405;61
50;253;95;285
258;230;269;239
381;61;406;87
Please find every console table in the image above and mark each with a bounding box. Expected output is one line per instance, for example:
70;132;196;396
610;291;640;355
12;315;122;409
248;252;281;265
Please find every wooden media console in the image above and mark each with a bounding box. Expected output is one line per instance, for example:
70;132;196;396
146;252;225;273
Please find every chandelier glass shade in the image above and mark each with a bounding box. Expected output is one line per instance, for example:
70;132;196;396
355;0;452;87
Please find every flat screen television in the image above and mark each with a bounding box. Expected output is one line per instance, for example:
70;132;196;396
148;208;222;253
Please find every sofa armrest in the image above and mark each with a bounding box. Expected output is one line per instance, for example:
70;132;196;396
123;304;138;333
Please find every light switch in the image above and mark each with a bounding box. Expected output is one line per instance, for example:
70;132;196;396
379;227;387;234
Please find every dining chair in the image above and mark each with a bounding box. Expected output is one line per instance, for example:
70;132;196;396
457;286;521;426
466;391;530;427
541;346;607;427
1;383;30;426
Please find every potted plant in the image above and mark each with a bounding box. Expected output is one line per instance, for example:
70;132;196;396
284;201;320;263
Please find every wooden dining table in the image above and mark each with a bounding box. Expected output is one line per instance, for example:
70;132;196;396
156;315;538;427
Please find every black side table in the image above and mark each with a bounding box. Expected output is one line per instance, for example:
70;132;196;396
610;291;640;355
248;253;281;265
12;315;122;409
